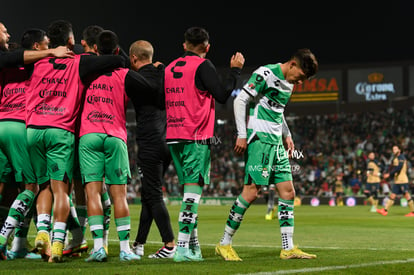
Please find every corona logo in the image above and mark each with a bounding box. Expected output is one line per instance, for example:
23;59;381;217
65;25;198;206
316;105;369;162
367;72;384;83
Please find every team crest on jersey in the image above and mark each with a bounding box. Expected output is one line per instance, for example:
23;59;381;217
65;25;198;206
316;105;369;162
248;83;256;90
261;168;269;178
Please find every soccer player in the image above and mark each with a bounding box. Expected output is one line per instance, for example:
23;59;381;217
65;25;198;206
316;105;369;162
26;20;125;262
215;48;318;261
0;24;73;260
79;30;154;262
128;40;176;259
164;26;244;262
377;145;414;216
365;152;381;212
63;25;112;257
334;173;344;206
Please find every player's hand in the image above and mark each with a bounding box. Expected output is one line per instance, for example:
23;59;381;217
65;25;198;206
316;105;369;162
51;46;75;58
285;136;295;158
234;137;247;155
153;61;163;67
230;52;245;69
383;173;390;179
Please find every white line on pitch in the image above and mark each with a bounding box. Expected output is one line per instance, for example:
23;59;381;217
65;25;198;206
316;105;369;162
236;258;414;275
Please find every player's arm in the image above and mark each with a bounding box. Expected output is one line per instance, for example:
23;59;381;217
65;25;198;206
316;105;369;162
233;89;251;154
282;114;294;157
23;46;74;64
196;53;244;104
78;54;125;81
1;47;72;68
124;69;156;97
388;158;404;178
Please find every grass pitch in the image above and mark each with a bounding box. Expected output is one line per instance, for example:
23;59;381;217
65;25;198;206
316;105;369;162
1;203;414;274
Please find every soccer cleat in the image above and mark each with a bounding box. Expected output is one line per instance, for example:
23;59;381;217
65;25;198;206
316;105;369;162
34;231;51;259
63;239;89;256
7;249;42;260
376;208;388;216
85;247;107;262
49;242;64;263
120;250;141;261
173;246;192;262
0;244;7;260
265;213;273;220
404;212;414;217
280;246;316;259
148;245;176;259
215;243;242;261
189;245;204;261
370;206;377;213
132;243;144;256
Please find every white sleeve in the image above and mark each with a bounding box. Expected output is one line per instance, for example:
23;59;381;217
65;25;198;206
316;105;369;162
233;89;252;138
282;114;292;137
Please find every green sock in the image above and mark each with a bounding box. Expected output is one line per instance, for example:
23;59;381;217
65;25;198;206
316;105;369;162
115;216;130;252
177;185;202;248
89;215;104;251
220;195;250;245
0;190;35;245
278;198;294;250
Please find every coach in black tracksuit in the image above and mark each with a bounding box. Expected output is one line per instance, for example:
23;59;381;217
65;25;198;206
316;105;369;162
126;40;176;257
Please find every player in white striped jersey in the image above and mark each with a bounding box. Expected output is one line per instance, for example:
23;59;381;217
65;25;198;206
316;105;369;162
216;49;318;261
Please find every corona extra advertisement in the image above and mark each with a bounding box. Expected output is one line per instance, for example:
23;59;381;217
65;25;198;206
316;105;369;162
348;67;403;102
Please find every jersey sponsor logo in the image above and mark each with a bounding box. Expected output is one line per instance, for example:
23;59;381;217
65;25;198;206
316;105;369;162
39;89;67;98
2;87;25;97
34;103;66;115
86;110;115;124
86;95;113;105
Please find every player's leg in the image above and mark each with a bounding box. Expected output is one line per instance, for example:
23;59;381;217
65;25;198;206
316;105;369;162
0;122;38;259
171;142;208;262
64;144;89;256
403;184;414;216
84;180;106;262
377;185;398;216
132;152;153;257
216;139;269;261
47;129;75;263
105;136;139;261
26;128;53;259
364;184;375;211
274;143;316;260
136;144;176;259
79;133;107;262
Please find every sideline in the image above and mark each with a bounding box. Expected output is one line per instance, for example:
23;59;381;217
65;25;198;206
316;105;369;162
236;258;414;275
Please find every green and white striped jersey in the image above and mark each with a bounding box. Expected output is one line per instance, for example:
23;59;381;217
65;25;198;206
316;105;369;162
243;64;293;145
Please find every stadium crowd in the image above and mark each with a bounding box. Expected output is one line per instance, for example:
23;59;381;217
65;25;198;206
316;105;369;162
125;107;414;199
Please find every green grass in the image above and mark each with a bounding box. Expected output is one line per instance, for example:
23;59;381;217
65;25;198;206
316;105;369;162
1;203;414;274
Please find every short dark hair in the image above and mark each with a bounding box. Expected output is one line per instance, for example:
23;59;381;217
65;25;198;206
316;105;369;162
292;48;318;79
47;20;73;48
184;27;209;46
96;30;119;55
21;28;47;50
82;25;104;48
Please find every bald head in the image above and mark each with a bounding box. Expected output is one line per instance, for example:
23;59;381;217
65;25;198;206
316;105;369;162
0;22;11;51
129;40;153;70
